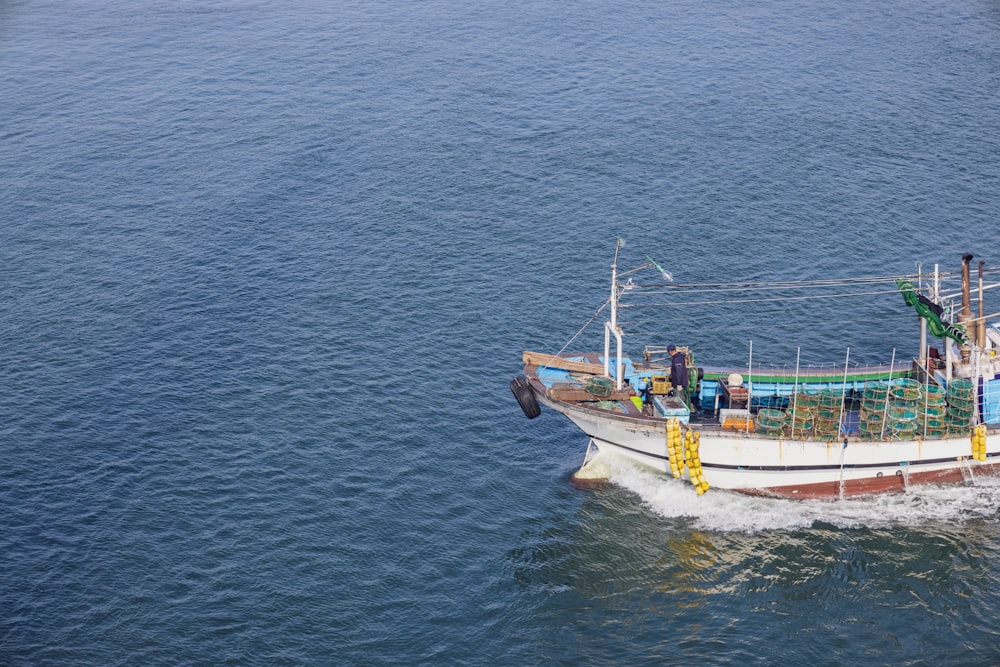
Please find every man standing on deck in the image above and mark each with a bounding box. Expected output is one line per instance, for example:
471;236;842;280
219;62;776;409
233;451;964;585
668;344;689;406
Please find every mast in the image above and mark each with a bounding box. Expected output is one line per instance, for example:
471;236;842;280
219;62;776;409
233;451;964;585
838;347;850;437
745;340;753;434
604;241;624;388
960;253;973;364
918;263;927;367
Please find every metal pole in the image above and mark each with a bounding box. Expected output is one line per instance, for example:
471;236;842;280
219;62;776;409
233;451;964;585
880;349;896;438
746;340;753;434
921;359;929;438
973;346;981;427
838;347;850;437
791;347;801;439
605;244;619;379
960;253;973;364
918;263;927;366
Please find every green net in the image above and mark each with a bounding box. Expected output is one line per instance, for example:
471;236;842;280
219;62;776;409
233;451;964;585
585;376;615;397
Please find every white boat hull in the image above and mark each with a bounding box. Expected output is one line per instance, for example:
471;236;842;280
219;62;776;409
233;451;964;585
518;248;1000;499
539;393;1000;499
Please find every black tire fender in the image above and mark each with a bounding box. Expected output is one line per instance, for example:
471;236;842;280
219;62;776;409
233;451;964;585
510;375;541;419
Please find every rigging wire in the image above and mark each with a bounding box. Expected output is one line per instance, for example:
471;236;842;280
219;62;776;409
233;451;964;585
620;287;904;308
621;266;1000;296
623;274;914;292
549;263;997;361
549;299;609;359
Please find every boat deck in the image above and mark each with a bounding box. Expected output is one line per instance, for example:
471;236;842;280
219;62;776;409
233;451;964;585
524;351;925;440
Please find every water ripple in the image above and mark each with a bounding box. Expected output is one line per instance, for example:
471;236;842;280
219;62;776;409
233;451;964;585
3;0;1000;664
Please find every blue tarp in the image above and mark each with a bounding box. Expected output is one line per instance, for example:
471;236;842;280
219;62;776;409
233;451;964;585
983;378;1000;424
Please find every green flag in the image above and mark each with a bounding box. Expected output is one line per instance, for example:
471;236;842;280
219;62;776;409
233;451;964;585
896;279;968;345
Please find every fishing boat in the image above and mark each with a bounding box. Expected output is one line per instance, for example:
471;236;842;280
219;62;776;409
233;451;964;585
511;242;1000;499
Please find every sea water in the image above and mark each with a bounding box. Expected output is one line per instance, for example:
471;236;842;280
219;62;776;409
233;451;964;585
2;0;1000;664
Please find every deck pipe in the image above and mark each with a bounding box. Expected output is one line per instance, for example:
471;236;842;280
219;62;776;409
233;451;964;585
961;253;973;363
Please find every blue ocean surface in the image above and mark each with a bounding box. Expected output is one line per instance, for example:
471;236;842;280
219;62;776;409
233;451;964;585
2;0;1000;664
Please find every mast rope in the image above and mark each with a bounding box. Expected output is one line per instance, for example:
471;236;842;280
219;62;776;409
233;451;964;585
623;266;1000;294
621;288;903;308
625;275;913;292
547;299;609;361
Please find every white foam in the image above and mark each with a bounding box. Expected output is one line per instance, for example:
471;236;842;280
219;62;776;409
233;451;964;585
605;456;1000;533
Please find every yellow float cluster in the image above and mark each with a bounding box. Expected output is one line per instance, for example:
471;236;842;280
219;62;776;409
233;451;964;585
684;430;710;495
666;418;684;478
972;425;988;462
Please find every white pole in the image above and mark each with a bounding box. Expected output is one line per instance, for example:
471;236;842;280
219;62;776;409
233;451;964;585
838;347;850;436
918;263;927;366
616;329;623;391
605;246;618;379
609;248;618;335
746;340;753;434
602;242;627;389
945;330;954;384
973;346;981;426
791;347;801;439
603;324;611;378
922;359;930;438
880;349;896;438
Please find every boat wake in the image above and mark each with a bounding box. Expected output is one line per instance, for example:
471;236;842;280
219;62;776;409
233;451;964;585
605;456;1000;533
